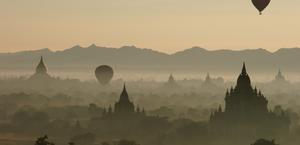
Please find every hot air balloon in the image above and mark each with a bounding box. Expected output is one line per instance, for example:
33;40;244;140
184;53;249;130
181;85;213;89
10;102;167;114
252;0;271;15
95;65;114;85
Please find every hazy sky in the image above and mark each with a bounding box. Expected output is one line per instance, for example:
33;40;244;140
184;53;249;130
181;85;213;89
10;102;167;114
0;0;299;53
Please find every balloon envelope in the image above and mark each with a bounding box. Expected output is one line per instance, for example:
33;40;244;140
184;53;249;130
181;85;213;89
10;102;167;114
252;0;271;15
95;65;114;85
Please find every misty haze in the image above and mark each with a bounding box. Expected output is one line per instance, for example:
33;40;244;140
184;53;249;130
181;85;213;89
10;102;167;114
0;46;300;145
1;0;300;145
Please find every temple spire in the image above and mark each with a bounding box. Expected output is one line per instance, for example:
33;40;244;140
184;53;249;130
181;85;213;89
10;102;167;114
242;62;247;75
120;83;129;101
114;84;135;114
36;56;47;74
203;72;214;86
236;62;252;90
274;69;287;83
206;73;210;80
168;73;175;83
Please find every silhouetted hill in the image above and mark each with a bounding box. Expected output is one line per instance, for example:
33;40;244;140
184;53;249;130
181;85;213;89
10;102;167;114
0;45;300;72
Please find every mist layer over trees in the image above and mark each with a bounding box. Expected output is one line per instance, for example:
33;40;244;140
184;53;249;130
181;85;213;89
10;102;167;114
0;54;300;145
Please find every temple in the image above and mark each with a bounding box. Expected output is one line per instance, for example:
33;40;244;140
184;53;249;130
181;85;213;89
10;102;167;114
272;69;289;84
103;84;145;117
204;73;212;84
29;56;52;80
202;73;216;86
225;63;268;115
36;56;47;74
114;84;135;114
164;74;179;89
210;63;290;136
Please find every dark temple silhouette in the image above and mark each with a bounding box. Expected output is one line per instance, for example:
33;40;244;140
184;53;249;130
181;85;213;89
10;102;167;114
210;63;290;137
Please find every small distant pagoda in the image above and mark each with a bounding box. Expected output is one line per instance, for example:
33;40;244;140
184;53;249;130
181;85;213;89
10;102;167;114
272;69;289;84
164;74;180;89
29;56;52;80
102;84;146;117
201;73;220;91
202;73;216;86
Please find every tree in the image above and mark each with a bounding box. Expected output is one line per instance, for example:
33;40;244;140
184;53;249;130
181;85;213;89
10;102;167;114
35;135;55;145
101;140;140;145
101;142;110;145
251;139;277;145
117;140;139;145
70;133;96;145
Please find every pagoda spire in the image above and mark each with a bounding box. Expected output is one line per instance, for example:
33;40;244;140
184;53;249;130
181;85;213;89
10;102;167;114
168;73;175;83
242;62;247;75
204;73;212;83
36;56;47;74
120;83;129;101
236;62;252;90
114;84;135;114
206;73;210;80
274;68;287;82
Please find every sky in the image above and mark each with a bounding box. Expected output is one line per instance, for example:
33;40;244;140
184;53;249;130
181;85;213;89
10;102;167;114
0;0;300;53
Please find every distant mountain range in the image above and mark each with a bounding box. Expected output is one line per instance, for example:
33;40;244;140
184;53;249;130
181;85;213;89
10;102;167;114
0;45;300;72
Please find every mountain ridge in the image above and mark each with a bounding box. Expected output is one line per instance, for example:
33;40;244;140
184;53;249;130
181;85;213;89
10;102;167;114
2;45;299;55
0;45;300;72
